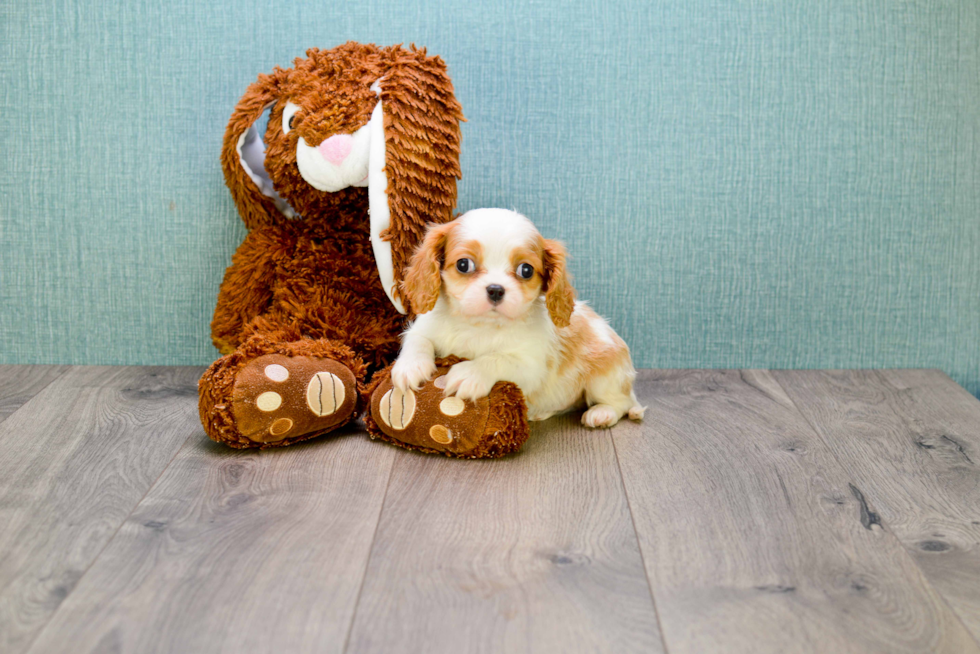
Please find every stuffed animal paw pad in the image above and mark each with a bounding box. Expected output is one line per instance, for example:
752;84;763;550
231;354;357;443
375;386;417;430
369;365;492;454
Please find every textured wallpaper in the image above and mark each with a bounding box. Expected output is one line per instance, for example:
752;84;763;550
1;0;978;395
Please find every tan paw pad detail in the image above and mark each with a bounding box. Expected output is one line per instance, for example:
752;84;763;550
378;388;416;431
439;396;465;416
264;364;289;382
429;425;453;444
256;391;282;412
306;372;345;417
270;418;293;436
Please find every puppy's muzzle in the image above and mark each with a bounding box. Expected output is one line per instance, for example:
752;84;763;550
486;284;505;305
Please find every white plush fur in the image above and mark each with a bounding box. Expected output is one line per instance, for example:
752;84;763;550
393;208;645;428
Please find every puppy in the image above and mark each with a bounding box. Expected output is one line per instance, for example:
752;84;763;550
391;208;644;428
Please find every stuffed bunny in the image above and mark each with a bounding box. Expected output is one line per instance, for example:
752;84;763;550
198;42;529;457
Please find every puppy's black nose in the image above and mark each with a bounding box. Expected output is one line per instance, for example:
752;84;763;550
486;284;505;305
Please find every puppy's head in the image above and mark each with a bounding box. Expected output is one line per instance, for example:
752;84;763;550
402;209;575;327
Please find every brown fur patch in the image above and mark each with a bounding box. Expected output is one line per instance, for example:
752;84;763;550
509;242;545;303
402;221;457;314
509;244;544;275
554;306;632;383
443;239;484;274
542;239;576;328
440;238;487;302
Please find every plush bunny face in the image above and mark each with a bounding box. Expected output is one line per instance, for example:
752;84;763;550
262;47;383;207
222;42;464;313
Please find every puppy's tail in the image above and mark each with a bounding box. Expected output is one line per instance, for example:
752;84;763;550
628;405;646;421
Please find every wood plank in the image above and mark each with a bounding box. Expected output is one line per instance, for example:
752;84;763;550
773;369;980;640
0;365;203;654
615;370;978;654
346;416;664;654
25;427;396;654
0;365;70;424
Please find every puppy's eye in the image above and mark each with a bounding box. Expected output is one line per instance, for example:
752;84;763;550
455;258;475;274
516;263;534;280
282;101;301;135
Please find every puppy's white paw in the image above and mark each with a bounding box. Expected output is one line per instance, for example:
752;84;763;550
391;356;437;393
582;405;622;429
443;361;495;402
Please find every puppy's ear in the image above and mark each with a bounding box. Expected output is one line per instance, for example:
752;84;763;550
542;239;576;328
220;72;285;231
401;222;455;315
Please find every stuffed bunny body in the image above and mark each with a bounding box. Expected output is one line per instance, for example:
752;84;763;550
199;43;529;456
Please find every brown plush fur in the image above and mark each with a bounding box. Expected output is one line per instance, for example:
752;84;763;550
363;357;530;458
200;43;464;448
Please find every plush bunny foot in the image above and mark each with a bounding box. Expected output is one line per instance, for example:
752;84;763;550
365;358;530;458
229;354;358;444
199;334;369;449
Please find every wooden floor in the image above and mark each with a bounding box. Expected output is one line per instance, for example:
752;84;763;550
0;367;978;653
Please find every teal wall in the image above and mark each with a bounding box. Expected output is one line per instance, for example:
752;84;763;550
2;1;979;395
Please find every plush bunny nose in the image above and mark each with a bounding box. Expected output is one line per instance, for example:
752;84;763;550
318;134;353;165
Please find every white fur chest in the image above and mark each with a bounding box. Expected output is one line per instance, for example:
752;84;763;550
420;300;556;365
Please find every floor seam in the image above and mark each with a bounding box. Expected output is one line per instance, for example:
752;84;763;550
341;446;398;654
610;425;672;654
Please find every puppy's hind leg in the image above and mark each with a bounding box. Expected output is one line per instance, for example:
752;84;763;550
581;367;645;429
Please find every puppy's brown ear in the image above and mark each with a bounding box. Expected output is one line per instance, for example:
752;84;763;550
401;222;455;314
542;239;576;328
220;72;284;231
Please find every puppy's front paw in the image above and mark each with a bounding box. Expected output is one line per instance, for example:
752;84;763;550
443;361;495;402
391;356;437;393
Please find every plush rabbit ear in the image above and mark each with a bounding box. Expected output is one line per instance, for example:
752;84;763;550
542;239;576;328
367;47;464;315
220;72;294;231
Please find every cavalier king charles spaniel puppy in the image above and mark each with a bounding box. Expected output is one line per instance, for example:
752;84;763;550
392;208;644;428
